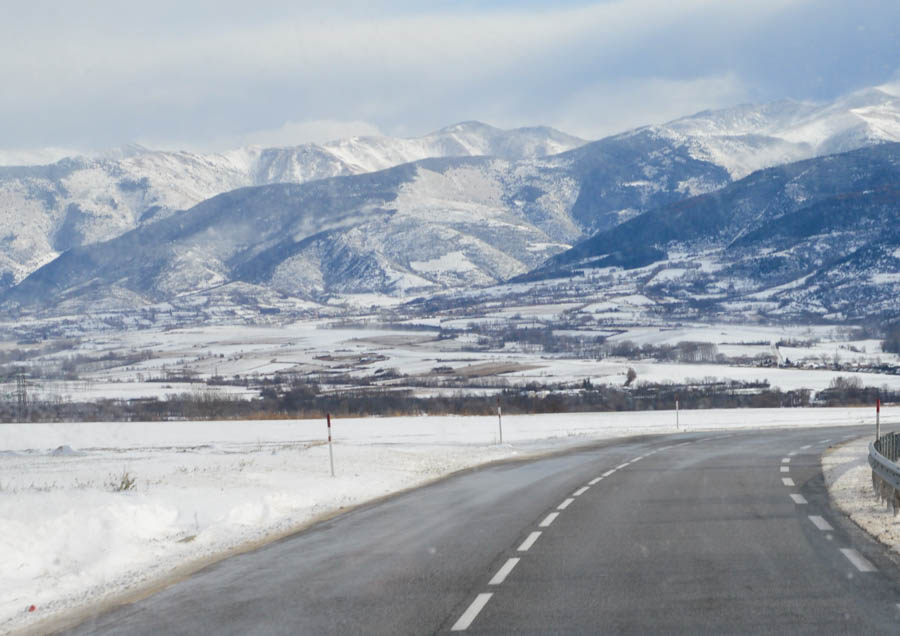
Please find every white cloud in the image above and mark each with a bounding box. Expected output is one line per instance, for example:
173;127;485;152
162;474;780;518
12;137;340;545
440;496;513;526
1;0;890;153
0;147;84;167
877;75;900;98
238;119;383;147
143;120;385;153
552;73;750;140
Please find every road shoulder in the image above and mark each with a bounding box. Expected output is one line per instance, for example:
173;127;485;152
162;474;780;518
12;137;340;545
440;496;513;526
824;437;900;553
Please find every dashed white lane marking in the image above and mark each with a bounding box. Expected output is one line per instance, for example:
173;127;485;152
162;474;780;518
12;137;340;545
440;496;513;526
801;444;811;450
676;442;692;447
558;498;575;510
782;478;795;486
840;548;877;572
790;494;808;504
489;558;520;585
788;451;798;456
809;515;833;531
518;531;542;552
573;486;589;497
451;593;493;631
539;512;560;528
615;462;630;470
819;438;831;444
780;466;790;473
601;469;616;477
782;457;791;464
588;477;603;485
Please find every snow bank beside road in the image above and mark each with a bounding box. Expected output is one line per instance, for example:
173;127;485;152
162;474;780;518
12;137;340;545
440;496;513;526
823;436;900;553
0;408;880;634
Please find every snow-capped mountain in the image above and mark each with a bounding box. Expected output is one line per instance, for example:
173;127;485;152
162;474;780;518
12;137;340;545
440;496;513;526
522;142;900;320
2;134;728;313
0;122;585;289
659;83;900;178
6;82;900;320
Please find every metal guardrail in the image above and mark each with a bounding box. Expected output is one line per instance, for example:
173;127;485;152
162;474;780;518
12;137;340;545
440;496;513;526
869;432;900;514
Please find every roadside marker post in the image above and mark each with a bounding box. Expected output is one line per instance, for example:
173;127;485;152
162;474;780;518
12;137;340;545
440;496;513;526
876;399;881;440
327;413;335;477
675;395;680;431
497;402;503;445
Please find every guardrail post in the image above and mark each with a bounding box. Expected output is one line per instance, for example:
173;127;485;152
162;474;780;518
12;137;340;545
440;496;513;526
870;432;900;513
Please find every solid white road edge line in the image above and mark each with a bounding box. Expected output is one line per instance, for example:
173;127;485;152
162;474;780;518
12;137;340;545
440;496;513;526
539;512;560;527
840;548;877;572
451;593;493;631
558;498;574;510
573;486;589;497
489;558;520;585
809;515;833;531
782;478;795;486
790;494;808;504
518;531;542;552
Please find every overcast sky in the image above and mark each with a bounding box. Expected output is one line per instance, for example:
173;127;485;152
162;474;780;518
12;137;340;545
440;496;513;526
2;0;899;162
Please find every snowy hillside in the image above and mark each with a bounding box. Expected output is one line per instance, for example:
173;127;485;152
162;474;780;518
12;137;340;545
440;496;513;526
660;83;900;178
0;123;585;288
6;83;900;319
2;134;730;314
523;142;900;321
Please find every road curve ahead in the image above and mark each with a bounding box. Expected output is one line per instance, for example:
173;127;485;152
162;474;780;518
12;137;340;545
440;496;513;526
62;426;900;635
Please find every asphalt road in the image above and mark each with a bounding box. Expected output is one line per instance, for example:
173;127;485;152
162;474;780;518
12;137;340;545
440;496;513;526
61;426;900;635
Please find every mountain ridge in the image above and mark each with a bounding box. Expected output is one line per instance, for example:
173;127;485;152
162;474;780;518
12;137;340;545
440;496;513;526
0;122;586;289
518;142;900;320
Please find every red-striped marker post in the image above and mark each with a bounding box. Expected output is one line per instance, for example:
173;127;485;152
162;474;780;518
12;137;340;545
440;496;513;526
327;413;335;477
876;398;881;440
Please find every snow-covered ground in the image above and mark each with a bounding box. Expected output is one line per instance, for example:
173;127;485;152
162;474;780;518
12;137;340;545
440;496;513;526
0;408;886;634
823;437;900;554
4;320;900;404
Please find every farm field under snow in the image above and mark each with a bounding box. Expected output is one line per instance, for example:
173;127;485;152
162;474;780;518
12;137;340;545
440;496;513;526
4;320;899;404
0;408;888;635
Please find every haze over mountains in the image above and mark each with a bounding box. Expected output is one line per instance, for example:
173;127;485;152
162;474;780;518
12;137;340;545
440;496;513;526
3;83;900;321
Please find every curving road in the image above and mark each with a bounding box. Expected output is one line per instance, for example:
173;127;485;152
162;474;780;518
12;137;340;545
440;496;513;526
61;426;900;635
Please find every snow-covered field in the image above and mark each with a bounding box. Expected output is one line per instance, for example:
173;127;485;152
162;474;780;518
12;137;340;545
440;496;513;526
0;408;886;635
4;320;900;405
